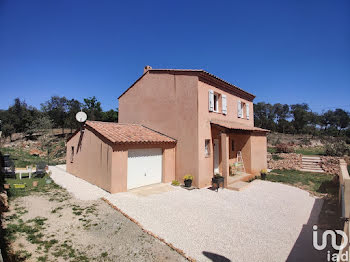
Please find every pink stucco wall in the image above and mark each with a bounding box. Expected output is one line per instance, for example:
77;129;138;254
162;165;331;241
66;127;176;194
119;70;267;188
119;72;200;185
66;128;113;192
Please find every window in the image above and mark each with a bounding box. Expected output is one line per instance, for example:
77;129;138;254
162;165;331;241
231;140;235;151
71;146;74;163
213;94;219;112
241;102;246;118
205;139;211;157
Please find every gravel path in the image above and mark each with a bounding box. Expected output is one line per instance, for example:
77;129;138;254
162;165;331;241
50;166;324;261
105;181;323;262
49;166;110;200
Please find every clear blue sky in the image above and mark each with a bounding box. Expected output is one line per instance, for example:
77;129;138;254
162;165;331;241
0;0;349;113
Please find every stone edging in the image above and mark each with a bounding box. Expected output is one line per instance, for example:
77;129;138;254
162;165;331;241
101;198;195;262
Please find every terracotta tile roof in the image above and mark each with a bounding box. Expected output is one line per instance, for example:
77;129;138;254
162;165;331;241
210;119;269;132
118;68;255;101
85;121;176;144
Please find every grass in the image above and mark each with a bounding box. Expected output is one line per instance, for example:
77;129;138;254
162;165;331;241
0;147;65;168
4;174;60;198
295;147;325;156
267;147;277;153
0;147;47;168
266;169;338;196
271;154;283;161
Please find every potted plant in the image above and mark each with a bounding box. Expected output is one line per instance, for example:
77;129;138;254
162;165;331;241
260;169;267;180
212;173;224;190
183;174;193;187
4;184;10;190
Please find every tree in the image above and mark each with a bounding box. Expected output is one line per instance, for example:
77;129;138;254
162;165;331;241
334;109;350;133
101;109;118;122
290;103;312;134
7;98;35;133
65;99;82;132
273;103;290;133
83;96;103;121
41;96;68;133
254;102;277;131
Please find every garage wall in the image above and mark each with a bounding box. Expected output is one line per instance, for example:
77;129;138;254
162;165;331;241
110;143;176;193
66;128;112;192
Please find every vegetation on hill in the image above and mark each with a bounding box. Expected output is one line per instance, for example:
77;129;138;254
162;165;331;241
254;102;350;139
0;96;118;139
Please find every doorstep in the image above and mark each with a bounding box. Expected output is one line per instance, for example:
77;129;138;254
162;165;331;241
227;181;251;191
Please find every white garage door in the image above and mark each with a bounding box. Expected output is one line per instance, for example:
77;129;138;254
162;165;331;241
127;148;163;190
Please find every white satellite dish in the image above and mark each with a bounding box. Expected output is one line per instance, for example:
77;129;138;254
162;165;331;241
75;111;87;123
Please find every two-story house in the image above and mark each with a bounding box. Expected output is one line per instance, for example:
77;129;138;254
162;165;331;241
66;66;268;193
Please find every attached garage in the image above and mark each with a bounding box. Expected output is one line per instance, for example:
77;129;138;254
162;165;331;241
127;148;163;190
66;121;176;193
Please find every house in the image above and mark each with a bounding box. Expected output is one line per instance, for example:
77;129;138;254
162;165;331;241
66;66;268;193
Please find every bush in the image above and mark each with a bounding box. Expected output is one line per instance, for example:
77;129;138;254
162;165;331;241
275;144;294;153
171;180;180;186
325;141;350;157
272;154;283;161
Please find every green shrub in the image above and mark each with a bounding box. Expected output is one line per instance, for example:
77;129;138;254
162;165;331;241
275;144;294;153
325;141;350;156
272;154;283;160
171;180;180;186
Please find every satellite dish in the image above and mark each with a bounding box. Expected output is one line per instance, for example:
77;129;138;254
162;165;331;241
76;111;87;123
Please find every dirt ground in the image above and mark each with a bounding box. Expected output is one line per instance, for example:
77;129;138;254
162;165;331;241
2;186;186;262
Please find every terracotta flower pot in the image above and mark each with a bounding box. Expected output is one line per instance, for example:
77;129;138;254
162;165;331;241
32;181;38;187
4;184;10;189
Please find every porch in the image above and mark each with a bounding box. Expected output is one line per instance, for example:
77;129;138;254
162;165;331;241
210;119;268;188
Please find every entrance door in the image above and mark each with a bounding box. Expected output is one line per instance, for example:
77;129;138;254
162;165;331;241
213;139;219;174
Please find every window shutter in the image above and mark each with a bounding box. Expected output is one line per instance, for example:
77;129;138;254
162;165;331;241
222;94;227;115
209;90;214;112
246;103;250;120
237;100;242;118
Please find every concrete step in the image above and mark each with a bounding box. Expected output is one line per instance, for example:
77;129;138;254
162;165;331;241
300;168;325;173
302;156;321;159
302;163;322;167
302;159;321;163
227;181;251;191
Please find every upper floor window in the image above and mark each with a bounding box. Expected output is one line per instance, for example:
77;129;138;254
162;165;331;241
213;93;219;112
209;90;227;115
238;100;250;120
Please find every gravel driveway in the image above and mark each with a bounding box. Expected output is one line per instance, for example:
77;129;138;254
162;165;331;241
105;181;323;262
50;166;324;262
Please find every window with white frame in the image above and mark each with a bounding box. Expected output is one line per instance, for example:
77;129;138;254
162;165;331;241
205;139;211;157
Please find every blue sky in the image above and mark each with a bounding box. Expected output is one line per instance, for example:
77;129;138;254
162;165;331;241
0;0;349;113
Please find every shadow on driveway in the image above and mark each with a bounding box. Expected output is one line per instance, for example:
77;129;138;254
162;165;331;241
287;197;344;262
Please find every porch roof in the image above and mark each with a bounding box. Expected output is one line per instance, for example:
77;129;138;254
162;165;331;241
210;119;269;133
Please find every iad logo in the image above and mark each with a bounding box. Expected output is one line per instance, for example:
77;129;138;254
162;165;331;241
313;225;348;251
313;225;349;262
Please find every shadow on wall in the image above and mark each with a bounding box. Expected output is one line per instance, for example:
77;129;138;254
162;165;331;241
202;251;231;262
286;197;344;262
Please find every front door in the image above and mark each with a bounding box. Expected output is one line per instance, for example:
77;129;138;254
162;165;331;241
213;139;219;174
